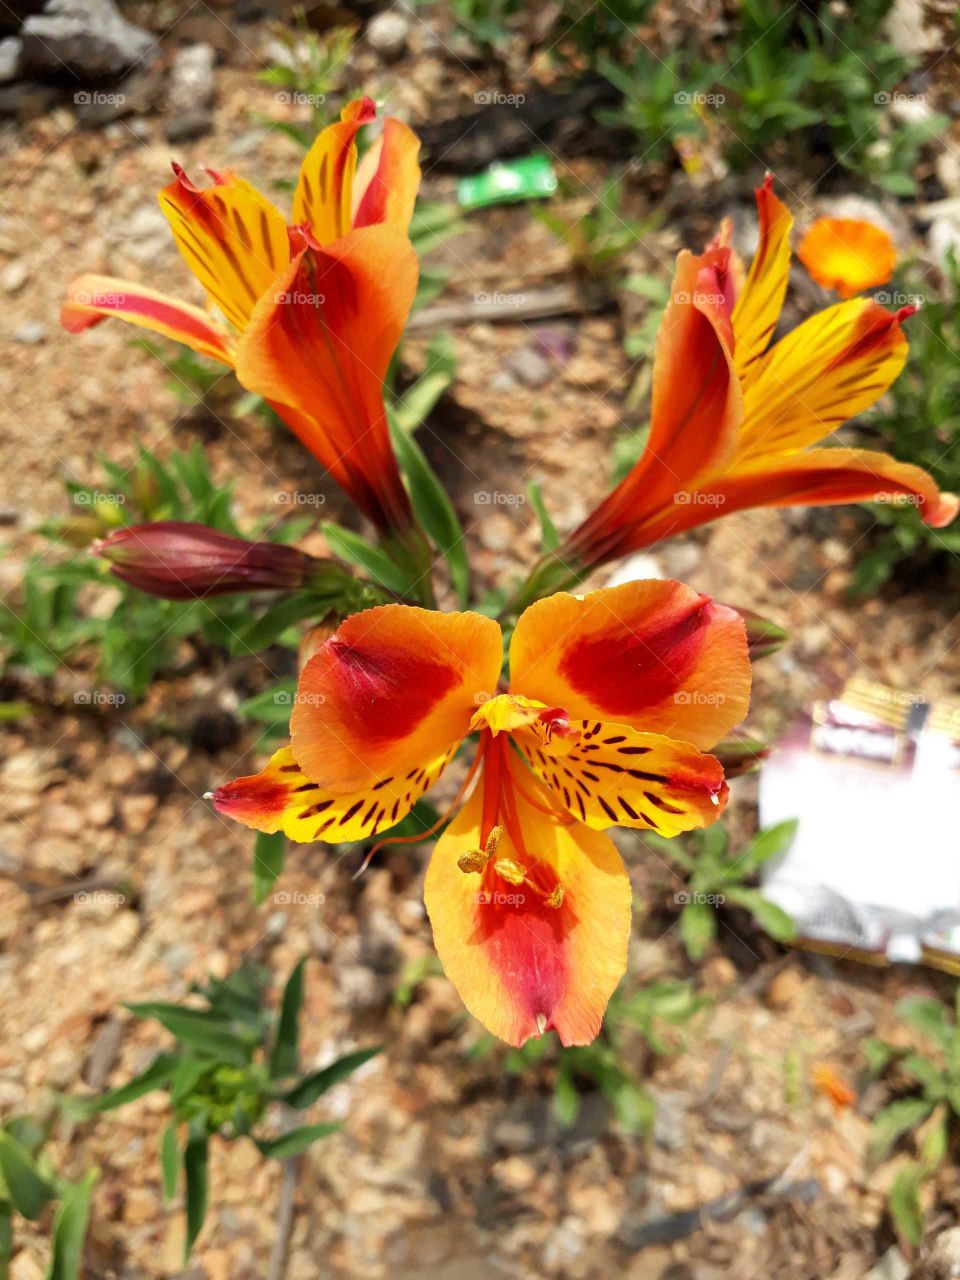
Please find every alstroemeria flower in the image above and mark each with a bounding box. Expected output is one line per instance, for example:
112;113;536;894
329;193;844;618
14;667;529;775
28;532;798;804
213;581;751;1046
540;177;957;589
61;98;421;537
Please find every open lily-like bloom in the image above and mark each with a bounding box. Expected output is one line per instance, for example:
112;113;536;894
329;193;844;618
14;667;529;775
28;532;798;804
62;99;421;537
213;580;751;1045
537;176;957;592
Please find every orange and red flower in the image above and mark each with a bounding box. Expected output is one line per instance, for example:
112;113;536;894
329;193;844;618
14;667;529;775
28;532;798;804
213;580;751;1046
533;177;957;593
61;99;421;538
798;217;896;299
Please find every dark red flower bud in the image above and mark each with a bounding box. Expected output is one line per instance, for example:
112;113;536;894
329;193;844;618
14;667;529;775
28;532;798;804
94;521;344;601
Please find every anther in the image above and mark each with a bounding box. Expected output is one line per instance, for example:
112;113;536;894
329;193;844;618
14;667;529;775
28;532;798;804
457;848;489;874
493;857;527;886
545;884;565;909
485;825;505;855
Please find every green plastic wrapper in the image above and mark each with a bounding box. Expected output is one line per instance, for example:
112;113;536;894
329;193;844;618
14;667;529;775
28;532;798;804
457;155;558;209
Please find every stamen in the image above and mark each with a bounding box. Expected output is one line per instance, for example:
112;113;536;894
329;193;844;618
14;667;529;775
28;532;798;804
493;858;527;886
457;848;489;874
545;884;565;910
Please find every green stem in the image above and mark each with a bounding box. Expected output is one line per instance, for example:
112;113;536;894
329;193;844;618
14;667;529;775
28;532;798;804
503;551;587;619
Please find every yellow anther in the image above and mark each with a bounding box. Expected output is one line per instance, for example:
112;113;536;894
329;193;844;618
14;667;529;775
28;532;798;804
457;848;489;874
545;883;565;910
493;857;527;887
484;825;505;856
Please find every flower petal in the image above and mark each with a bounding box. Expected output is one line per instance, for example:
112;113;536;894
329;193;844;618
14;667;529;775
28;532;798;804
707;447;959;529
737;299;909;461
61;274;234;365
569;249;742;561
510;582;751;750
732;174;793;388
159;165;290;330
353;118;421;233
514;720;728;836
292;97;376;245
423;749;630;1047
798;217;896;300
291;604;503;792
233;225;418;532
212;743;456;842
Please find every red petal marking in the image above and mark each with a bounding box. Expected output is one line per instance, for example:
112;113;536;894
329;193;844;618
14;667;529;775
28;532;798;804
558;594;717;716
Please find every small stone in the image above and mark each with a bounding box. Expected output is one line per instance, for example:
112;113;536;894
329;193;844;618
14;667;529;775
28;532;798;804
119;792;157;835
766;966;804;1010
504;345;553;388
22;0;154;80
493;1155;537;1190
13;322;46;344
164;42;216;142
123;1185;158;1226
0;37;21;82
1;261;29;294
366;10;410;60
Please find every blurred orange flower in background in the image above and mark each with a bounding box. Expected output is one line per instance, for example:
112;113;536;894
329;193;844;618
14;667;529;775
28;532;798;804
798;216;897;299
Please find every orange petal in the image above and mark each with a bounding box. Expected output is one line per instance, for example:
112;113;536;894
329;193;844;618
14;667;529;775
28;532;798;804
61;274;234;365
510;582;751;750
212;743;456;842
798;217;896;300
569;249;742;563
290;604;503;792
423;747;630;1047
292;97;376;245
737;299;909;461
514;720;728;836
233;225;418;532
706;447;959;528
159;165;290;331
353;117;421;233
732;174;794;388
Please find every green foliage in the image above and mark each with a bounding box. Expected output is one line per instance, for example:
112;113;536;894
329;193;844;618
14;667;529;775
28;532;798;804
865;990;960;1244
0;1114;98;1280
852;258;960;593
535;175;657;281
83;961;378;1260
0;445;341;699
475;978;705;1134
258;12;356;140
598;0;945;193
646;819;798;961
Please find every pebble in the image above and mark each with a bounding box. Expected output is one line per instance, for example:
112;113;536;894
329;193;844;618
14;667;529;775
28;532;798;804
1;261;29;294
0;37;21;82
366;11;410;61
120;793;158;835
21;0;154;80
165;42;216;142
504;345;553;389
13;322;47;344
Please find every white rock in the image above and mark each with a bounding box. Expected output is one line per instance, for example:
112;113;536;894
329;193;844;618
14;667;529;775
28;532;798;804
366;11;410;60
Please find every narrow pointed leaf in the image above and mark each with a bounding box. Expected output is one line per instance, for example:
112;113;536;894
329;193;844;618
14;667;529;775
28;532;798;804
88;1053;180;1112
270;957;306;1081
124;1005;250;1064
390;423;469;606
527;480;559;553
0;1132;56;1220
252;831;286;906
160;1123;181;1203
281;1046;381;1109
183;1134;209;1260
45;1169;99;1280
321;523;410;596
254;1123;341;1159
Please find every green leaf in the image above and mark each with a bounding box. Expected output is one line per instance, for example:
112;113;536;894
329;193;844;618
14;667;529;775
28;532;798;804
252;831;286;907
0;1200;11;1274
679;900;715;962
160;1123;180;1203
124;1004;251;1065
45;1169;98;1280
725;888;797;942
183;1134;209;1259
897;997;953;1053
391;332;457;433
890;1161;926;1245
88;1053;180;1112
254;1123;341;1158
270;957;306;1081
282;1046;381;1109
739;819;799;869
234;594;333;655
553;1063;581;1128
0;1131;56;1220
920;1106;948;1171
526;481;559;553
390;424;470;606
863;1037;898;1077
868;1097;935;1167
321;523;410;596
170;1057;212;1108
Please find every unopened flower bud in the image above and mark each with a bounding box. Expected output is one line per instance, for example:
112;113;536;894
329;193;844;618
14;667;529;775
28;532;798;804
712;736;770;778
729;606;788;660
94;521;346;601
